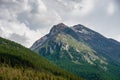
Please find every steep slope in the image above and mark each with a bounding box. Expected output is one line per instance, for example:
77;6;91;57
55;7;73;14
31;23;120;80
72;24;120;64
0;37;83;80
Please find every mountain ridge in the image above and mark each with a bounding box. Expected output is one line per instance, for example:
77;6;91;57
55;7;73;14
31;23;120;80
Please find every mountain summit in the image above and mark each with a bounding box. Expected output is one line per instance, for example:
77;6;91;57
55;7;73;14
49;23;68;36
31;23;120;80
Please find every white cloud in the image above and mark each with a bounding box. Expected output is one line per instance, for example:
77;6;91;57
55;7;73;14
0;20;42;47
75;0;95;16
114;35;120;42
107;2;115;15
43;0;96;17
0;0;62;47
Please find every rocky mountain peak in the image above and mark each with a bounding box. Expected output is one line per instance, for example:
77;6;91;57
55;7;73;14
72;24;89;34
72;24;95;35
56;23;67;27
49;23;68;35
73;24;85;29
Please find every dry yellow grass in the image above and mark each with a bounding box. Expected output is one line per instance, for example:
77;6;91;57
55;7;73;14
0;66;66;80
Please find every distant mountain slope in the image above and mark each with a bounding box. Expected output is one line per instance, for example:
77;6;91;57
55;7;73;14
0;37;83;80
72;24;120;64
31;23;120;80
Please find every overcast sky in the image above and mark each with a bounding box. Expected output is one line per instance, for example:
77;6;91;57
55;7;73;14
0;0;120;47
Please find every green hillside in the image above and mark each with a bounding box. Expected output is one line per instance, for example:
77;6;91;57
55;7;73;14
0;37;84;80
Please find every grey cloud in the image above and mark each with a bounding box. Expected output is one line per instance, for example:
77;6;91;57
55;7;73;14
43;0;83;15
9;33;29;46
16;0;62;30
116;0;120;4
0;0;93;30
115;0;120;10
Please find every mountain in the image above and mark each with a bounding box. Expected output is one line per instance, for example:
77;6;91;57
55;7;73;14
0;37;84;80
31;23;120;80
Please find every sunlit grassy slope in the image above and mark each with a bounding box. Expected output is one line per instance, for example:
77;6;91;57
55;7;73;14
0;37;84;80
